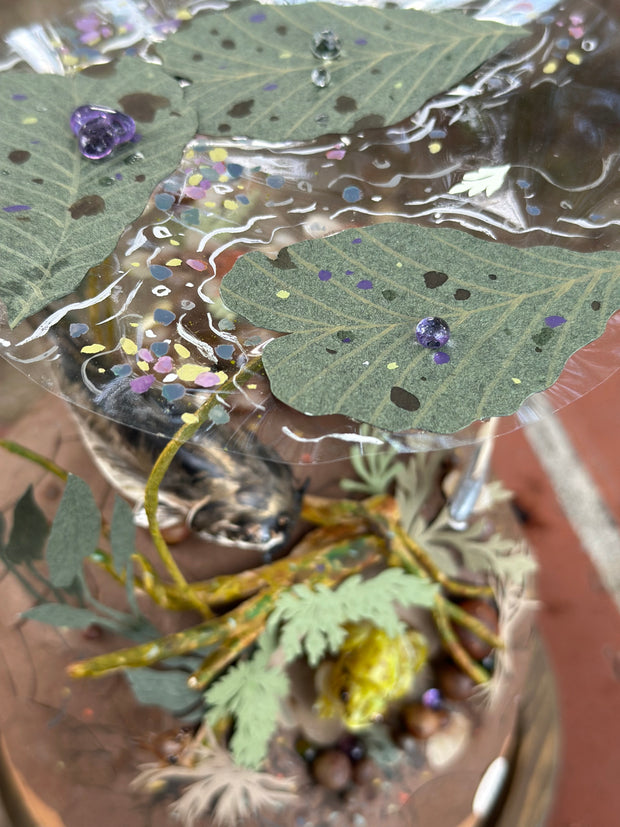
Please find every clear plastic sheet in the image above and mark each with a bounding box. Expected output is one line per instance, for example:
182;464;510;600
1;0;619;462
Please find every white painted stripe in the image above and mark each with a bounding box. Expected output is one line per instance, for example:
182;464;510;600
524;395;620;610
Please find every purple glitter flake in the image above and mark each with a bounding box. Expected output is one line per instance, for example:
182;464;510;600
352;237;362;244
318;269;332;281
345;269;355;275
154;356;173;374
357;280;373;289
12;94;27;101
137;348;153;363
130;375;155;394
355;38;368;45
3;205;31;212
250;12;266;22
195;372;222;388
544;315;567;328
433;351;450;365
422;688;443;709
69;323;90;337
263;83;278;91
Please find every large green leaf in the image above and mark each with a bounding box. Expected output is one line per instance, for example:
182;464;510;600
158;3;524;141
0;57;197;327
4;485;49;564
221;223;620;434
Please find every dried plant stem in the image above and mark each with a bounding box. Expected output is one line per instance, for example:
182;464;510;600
432;595;490;685
441;596;503;650
142;358;264;616
0;438;68;481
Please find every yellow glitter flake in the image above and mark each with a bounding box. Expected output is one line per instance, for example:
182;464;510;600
98;368;105;374
428;142;442;154
276;290;290;299
165;258;182;266
137;360;150;372
215;371;228;383
387;362;398;370
81;343;106;354
176;9;192;20
394;81;403;89
223;199;237;210
181;413;199;425
280;51;292;59
396;262;403;268
247;383;257;390
185;148;195;160
566;50;583;65
511;377;522;384
209;148;228;162
543;59;558;74
120;337;138;355
131;262;140;267
170;239;180;246
174;343;191;359
62;56;78;67
177;363;206;382
22;116;38;125
188;173;202;186
204;201;216;208
218;175;229;183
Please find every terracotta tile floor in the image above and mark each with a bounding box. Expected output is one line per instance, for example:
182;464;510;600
493;367;620;827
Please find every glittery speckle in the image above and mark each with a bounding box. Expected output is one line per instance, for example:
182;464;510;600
130;375;155;393
544;315;567;328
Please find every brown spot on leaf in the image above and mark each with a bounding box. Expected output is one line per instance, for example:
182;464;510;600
221;38;236;49
8;150;30;164
352;114;385;131
118;92;170;123
423;271;448;289
591;300;601;310
218;123;231;133
31;177;44;184
69;194;105;219
454;289;471;301
227;99;254;118
271;248;296;270
192;52;203;61
276;25;288;35
335;95;358;114
135;174;146;182
390;386;420;412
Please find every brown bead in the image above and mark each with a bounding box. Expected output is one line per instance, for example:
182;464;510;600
161;523;191;544
436;662;476;701
402;702;448;739
454;600;499;661
352;757;377;786
312;749;353;791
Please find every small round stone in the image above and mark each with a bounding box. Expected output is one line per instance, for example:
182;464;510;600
436;662;476;701
352;756;377;786
311;67;331;88
311;30;342;60
402;702;448;740
295;737;318;763
415;316;450;348
78;121;117;160
312;749;353;791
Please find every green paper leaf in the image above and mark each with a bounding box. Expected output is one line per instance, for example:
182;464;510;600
4;485;49;564
221;223;620;434
158;3;524;141
206;632;289;769
109;496;136;574
267;569;438;667
126;667;202;717
46;474;101;587
0;57;197;327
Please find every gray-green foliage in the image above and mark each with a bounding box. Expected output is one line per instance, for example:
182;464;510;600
221;223;620;434
0;57;197;326
159;3;525;141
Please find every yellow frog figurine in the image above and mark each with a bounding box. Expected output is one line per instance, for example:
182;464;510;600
316;621;428;730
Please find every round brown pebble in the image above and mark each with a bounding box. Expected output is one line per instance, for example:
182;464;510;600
312;749;353;791
352;756;377;786
161;523;192;544
454;599;499;661
402;702;448;739
436;662;477;701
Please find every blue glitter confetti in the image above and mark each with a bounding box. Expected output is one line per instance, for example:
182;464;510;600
154;308;176;325
181;208;200;225
266;174;285;189
227;162;244;178
162;383;186;402
111;364;132;377
215;344;235;360
343;185;362;203
69;323;89;337
526;204;541;216
149;265;173;281
236;194;250;205
151;341;169;357
154;192;175;210
516;179;531;189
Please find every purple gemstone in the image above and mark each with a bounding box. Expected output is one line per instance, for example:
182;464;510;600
422;688;443;709
70;104;116;134
78;121;117;160
107;111;135;143
415;316;450;348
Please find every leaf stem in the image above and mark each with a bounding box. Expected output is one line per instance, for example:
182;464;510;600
440;595;503;650
0;439;68;481
432;594;490;685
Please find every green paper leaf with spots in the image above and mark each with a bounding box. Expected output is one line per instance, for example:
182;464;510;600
158;3;525;141
126;668;203;718
0;57;197;327
4;485;49;564
221;223;620;434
